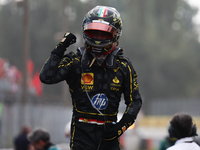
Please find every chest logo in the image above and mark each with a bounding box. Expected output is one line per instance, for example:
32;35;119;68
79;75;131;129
113;67;119;72
91;93;108;110
81;73;94;85
113;76;119;84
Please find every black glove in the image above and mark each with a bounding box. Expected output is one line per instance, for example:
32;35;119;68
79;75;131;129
60;32;76;47
51;32;76;57
102;114;135;140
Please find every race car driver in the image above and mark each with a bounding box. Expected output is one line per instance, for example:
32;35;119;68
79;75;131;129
40;5;142;150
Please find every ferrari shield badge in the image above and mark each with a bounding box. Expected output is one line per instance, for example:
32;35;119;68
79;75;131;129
91;93;108;110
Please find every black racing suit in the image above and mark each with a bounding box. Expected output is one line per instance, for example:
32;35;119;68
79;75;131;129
40;47;142;150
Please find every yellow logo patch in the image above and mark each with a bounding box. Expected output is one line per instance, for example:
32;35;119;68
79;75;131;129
118;130;122;136
95;41;101;44
112;76;119;84
113;67;119;72
82;118;88;123
81;73;94;85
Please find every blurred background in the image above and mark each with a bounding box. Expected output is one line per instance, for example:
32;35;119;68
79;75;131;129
0;0;200;149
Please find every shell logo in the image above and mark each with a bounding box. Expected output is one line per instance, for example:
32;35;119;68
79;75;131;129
81;73;94;85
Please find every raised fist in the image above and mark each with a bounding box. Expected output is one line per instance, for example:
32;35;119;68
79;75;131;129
61;32;76;48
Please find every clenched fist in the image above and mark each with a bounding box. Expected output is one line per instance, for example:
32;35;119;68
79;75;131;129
60;32;76;48
52;32;76;57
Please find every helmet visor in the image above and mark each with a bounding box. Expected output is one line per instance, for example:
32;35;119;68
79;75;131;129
85;30;112;40
83;22;118;35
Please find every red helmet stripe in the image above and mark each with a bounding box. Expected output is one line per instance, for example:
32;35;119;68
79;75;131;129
103;7;108;17
98;7;108;17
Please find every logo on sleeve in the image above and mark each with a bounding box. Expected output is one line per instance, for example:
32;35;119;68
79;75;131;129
81;73;94;85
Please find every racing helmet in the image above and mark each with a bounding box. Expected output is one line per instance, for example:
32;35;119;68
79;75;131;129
82;6;123;54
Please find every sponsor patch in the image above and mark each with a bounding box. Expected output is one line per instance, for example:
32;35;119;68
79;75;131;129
112;76;119;84
113;67;119;72
91;93;108;110
81;73;94;85
118;130;122;136
122;126;126;132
